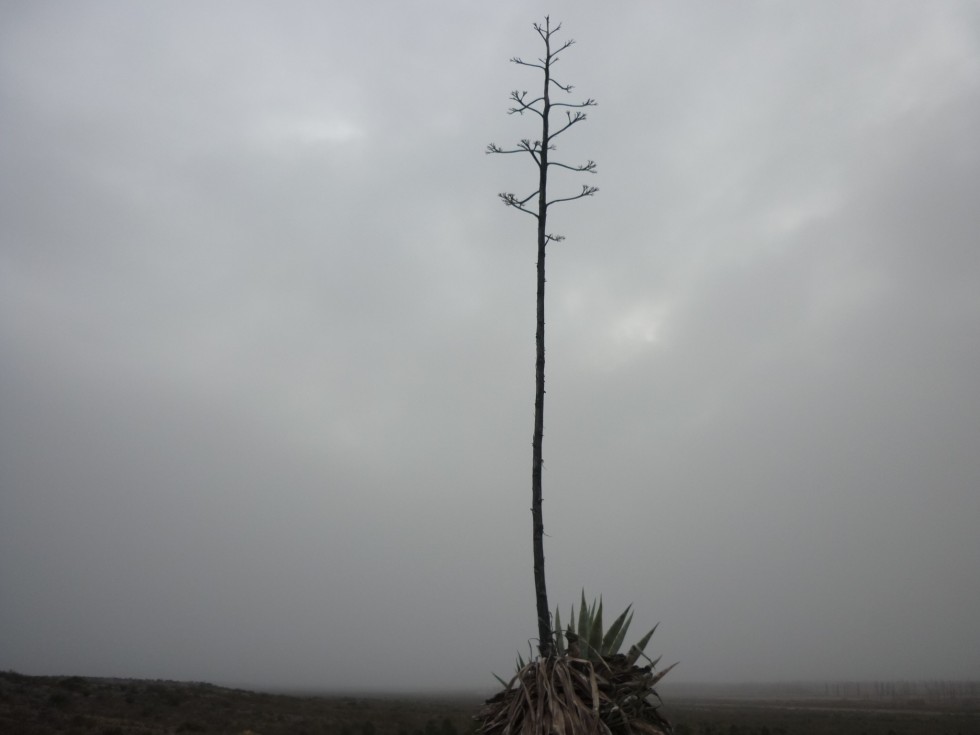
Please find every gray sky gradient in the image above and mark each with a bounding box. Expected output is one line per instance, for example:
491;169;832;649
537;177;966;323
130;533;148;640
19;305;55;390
2;0;979;691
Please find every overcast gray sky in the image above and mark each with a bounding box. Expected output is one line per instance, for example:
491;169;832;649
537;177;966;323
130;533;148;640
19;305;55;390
2;0;979;693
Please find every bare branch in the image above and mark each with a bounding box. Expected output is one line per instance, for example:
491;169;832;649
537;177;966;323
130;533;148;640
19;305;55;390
548;111;588;141
533;20;562;41
547;184;599;208
545;233;566;244
488;141;544;168
518;190;540;206
518;139;542;165
487;142;527;155
508;90;545;117
551;98;596;109
534;22;573;51
549;159;597;174
511;56;545;71
500;191;540;218
548;41;575;64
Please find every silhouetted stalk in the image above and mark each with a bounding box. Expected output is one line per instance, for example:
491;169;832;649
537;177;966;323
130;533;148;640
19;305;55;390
487;16;598;658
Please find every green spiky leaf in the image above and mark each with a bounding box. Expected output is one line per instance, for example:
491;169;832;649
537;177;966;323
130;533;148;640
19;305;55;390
634;623;659;654
577;590;590;643
626;623;659;665
554;608;565;655
601;604;631;654
607;610;633;656
587;597;603;657
647;661;679;689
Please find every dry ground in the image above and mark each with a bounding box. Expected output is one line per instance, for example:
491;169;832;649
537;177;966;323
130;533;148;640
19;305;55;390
3;671;978;735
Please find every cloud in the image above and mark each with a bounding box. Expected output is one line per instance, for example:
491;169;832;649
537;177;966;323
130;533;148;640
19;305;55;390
2;0;979;689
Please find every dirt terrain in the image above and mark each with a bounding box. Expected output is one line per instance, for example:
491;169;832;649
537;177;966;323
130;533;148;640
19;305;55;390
3;671;978;735
663;696;980;735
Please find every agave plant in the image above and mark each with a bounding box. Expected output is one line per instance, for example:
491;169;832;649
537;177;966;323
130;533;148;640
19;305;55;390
477;593;676;735
554;591;660;666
